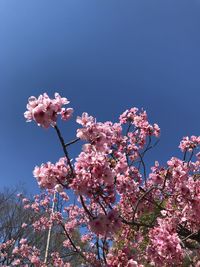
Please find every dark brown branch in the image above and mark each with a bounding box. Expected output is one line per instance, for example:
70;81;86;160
120;216;151;228
102;236;108;265
183;149;187;162
137;138;159;179
141;138;160;156
161;169;171;191
65;138;80;147
96;237;101;261
132;186;157;222
54;125;74;176
79;195;94;219
97;198;107;215
138;152;147;186
187;150;194;166
178;226;200;244
139;187;166;211
61;223;87;261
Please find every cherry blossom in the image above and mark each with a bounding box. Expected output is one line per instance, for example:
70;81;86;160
2;92;198;266
24;93;72;128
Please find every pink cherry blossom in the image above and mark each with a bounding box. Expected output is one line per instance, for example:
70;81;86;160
33;157;71;189
61;107;74;121
10;92;199;266
24;93;71;128
179;135;200;152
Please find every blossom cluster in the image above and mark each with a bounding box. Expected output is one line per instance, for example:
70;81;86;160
12;239;41;266
107;250;143;267
33;157;71;189
71;147;116;200
89;210;121;236
2;92;199;267
119;108;160;144
76;112;122;152
24;93;73;128
147;218;184;266
179;135;200;152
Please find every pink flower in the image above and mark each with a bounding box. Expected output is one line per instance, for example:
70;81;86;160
13;259;21;265
61;108;74;121
89;210;121;236
89;214;108;235
19;238;27;244
127;259;141;267
179;135;200;152
24;93;72;128
76;112;95;126
30;255;40;264
22;223;27;228
147;218;184;266
33;157;70;189
22;92;200;266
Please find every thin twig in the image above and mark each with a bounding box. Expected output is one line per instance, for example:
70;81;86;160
97;198;107;215
181;231;199;242
80;195;94;219
61;223;87;261
187;150;194;166
102;236;107;265
132;186;157;222
54;125;74;175
120;216;151;228
138;152;147;186
65;138;80;147
96;237;101;261
183;149;187;162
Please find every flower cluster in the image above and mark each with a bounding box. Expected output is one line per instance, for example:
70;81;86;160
33;157;70;189
179;135;200;152
120;108;160;142
147;218;184;266
12;239;41;266
107;248;143;267
4;93;197;267
89;210;121;236
166;157;200;230
50;252;71;267
76;113;122;152
24;93;73;128
71;146;116;201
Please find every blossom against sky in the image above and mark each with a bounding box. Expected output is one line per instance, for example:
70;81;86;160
0;0;200;192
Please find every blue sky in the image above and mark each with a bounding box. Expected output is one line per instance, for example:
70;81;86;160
0;0;200;193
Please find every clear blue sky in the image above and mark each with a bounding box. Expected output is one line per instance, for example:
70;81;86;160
0;0;200;193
